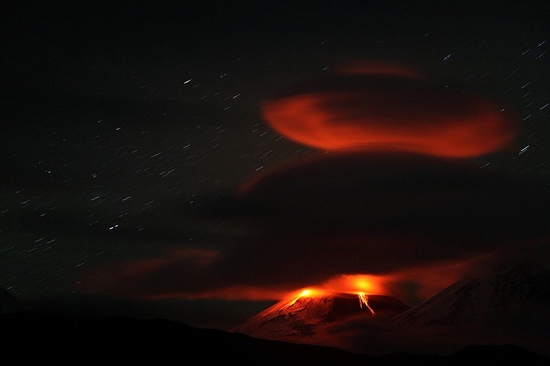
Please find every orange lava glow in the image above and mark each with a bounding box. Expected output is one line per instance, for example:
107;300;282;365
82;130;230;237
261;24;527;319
287;288;326;304
297;288;318;297
320;274;386;295
284;274;387;302
262;91;515;158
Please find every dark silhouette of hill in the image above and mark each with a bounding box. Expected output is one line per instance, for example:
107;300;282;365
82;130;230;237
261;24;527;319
0;311;376;365
444;344;550;366
1;312;548;365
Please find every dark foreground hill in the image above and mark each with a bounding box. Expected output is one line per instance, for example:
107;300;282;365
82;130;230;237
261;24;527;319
1;312;548;366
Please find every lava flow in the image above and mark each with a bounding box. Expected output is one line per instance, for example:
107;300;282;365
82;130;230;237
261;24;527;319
358;292;376;316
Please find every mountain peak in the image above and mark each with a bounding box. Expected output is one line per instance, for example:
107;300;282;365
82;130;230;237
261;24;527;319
233;292;409;341
391;261;550;327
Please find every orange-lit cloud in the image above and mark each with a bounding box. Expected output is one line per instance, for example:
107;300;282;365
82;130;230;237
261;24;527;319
335;60;424;79
262;63;516;157
79;248;221;299
382;255;495;302
317;274;386;295
142;285;291;301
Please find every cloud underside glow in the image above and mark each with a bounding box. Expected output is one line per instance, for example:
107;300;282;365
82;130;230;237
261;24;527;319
263;91;514;157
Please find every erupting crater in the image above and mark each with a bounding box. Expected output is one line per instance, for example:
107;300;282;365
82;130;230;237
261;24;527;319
233;288;409;341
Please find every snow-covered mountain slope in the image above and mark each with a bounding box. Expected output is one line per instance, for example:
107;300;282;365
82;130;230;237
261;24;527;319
233;292;409;340
391;261;550;327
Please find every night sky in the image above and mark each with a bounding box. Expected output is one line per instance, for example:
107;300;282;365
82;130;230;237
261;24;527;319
2;1;550;330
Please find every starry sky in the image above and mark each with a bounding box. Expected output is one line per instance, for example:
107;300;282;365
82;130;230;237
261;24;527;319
2;1;550;329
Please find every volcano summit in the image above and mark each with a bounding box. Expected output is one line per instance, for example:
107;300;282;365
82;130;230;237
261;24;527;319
233;291;409;342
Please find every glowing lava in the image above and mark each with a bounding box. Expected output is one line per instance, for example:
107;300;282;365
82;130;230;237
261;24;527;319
295;288;321;299
288;274;385;312
289;287;324;305
321;274;384;295
358;292;375;316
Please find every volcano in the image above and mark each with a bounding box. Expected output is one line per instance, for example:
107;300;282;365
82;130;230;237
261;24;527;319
388;261;550;357
391;261;550;327
233;262;550;357
233;291;409;343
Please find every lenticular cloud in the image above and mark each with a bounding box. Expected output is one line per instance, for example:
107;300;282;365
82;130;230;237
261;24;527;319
262;62;515;158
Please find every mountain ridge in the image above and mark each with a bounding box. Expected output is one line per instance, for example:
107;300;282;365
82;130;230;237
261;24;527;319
391;261;550;327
